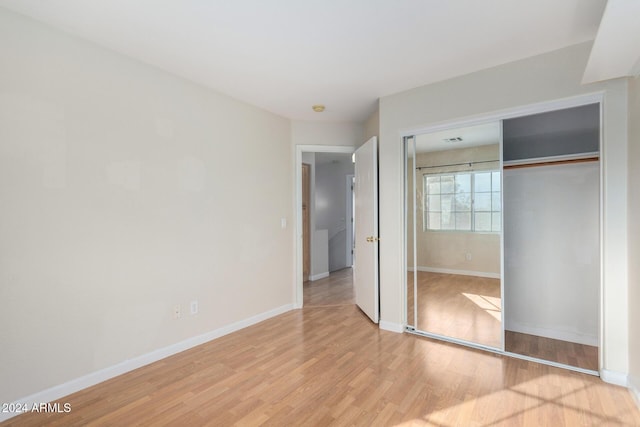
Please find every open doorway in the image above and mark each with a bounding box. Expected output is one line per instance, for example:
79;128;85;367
300;151;355;307
295;145;356;308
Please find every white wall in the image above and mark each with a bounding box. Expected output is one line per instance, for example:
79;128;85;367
628;75;640;400
504;162;600;346
0;8;293;405
379;42;630;376
314;156;354;271
311;229;329;279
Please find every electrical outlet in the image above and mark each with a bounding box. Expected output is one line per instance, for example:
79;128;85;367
173;304;181;319
190;300;198;315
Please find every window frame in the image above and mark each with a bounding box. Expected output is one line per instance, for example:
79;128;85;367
423;169;501;233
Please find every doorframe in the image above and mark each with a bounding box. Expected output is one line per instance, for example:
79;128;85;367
345;174;355;268
302;163;311;282
295;145;356;308
399;91;605;375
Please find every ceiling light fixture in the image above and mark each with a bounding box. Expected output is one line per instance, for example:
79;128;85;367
312;104;325;113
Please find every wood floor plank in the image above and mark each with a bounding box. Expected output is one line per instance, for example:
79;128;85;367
303;267;354;307
3;270;639;426
505;330;599;371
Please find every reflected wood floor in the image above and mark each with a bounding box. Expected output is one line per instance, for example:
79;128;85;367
4;303;639;426
408;271;502;348
506;331;599;372
407;271;599;371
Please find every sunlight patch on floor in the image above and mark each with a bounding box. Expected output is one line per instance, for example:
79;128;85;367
462;292;501;320
392;374;626;426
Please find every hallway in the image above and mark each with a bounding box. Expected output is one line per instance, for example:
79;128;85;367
303;268;354;307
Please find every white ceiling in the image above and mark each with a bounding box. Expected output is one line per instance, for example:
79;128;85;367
0;0;608;122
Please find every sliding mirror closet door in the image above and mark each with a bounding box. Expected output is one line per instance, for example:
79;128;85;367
406;136;417;328
503;104;600;372
406;123;503;349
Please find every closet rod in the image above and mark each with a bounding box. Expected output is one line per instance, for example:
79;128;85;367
503;156;599;170
416;159;499;170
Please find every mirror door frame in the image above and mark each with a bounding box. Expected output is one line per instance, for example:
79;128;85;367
400;92;604;375
403;125;505;353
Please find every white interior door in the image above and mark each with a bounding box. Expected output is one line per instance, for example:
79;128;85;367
354;137;379;323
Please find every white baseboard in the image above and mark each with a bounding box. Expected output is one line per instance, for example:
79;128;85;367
600;369;628;387
309;272;329;281
0;304;293;423
505;322;598;347
379;321;404;333
410;266;500;279
629;375;640;409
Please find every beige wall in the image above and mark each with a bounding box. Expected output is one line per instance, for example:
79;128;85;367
379;42;630;376
407;145;501;275
291;121;364;147
364;108;380;141
0;8;293;404
628;75;640;398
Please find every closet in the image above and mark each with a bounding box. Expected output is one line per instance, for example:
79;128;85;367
404;102;601;373
503;104;600;371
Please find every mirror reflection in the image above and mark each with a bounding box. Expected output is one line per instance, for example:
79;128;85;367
406;122;502;348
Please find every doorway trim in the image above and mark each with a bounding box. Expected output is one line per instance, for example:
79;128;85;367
345;174;355;268
295;145;356;308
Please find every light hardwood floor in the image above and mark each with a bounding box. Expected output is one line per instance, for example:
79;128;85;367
303;268;354;307
4;272;639;426
506;331;599;372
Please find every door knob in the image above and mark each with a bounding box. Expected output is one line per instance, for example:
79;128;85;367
366;236;380;242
